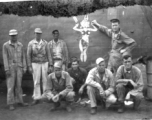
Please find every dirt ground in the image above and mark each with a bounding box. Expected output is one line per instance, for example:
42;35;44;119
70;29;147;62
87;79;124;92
0;80;152;120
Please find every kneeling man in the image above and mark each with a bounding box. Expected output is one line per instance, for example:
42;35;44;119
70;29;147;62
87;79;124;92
115;54;144;113
41;61;75;112
86;57;117;114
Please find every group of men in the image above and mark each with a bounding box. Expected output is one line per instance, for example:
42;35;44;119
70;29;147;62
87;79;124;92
2;18;144;115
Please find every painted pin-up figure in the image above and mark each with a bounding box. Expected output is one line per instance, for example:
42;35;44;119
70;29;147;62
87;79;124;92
73;15;97;62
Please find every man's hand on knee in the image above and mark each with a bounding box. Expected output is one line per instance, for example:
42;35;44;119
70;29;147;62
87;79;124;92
52;94;60;102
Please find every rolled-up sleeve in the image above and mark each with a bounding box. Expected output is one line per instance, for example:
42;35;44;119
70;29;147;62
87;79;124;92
2;44;9;71
98;25;112;38
59;72;73;96
121;32;136;52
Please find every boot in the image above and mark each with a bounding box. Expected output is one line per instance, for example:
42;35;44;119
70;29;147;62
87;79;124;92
117;102;124;113
17;102;29;107
133;98;141;110
90;107;97;115
50;102;60;111
9;104;15;111
30;100;39;106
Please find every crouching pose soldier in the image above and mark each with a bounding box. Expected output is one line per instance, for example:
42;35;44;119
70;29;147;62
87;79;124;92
86;57;117;114
115;54;144;113
41;61;75;112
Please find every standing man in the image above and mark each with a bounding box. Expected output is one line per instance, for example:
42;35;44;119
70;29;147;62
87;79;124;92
3;29;28;110
41;61;75;112
47;30;69;72
92;19;136;75
115;54;144;113
27;28;52;105
85;57;117;114
67;57;87;101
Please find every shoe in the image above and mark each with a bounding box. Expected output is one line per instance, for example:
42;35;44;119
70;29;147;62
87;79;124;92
117;102;124;113
117;108;124;113
9;105;15;111
30;100;39;106
90;107;97;115
133;98;141;110
66;106;72;112
18;103;29;107
50;102;60;111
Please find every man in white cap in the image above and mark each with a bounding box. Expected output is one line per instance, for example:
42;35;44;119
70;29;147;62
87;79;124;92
47;30;69;71
85;57;117;114
3;29;28;110
27;28;53;105
91;19;136;75
41;61;75;112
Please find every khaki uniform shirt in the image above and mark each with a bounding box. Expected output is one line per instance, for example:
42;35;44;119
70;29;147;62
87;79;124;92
47;39;69;65
98;25;136;53
85;67;114;96
27;39;51;67
46;71;73;96
116;65;144;96
3;40;26;71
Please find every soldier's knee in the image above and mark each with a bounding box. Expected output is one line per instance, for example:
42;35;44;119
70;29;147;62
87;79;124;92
133;93;144;100
41;95;48;102
87;86;93;92
66;91;75;101
106;94;117;104
116;83;124;90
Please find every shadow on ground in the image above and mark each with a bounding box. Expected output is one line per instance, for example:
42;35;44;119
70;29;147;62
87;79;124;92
0;80;152;120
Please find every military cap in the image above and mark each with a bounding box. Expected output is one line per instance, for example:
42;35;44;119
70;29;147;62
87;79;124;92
96;57;104;65
34;28;42;33
9;29;18;35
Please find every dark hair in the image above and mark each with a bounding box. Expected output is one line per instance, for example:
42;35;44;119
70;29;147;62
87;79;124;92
110;19;120;24
71;57;79;64
123;54;132;60
52;30;59;34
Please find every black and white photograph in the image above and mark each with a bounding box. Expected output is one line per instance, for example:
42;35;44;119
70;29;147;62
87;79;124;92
0;0;152;120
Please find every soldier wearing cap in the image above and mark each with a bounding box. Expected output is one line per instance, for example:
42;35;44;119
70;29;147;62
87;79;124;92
2;29;28;110
91;19;136;75
47;30;69;71
85;57;116;114
27;28;52;105
41;61;75;112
